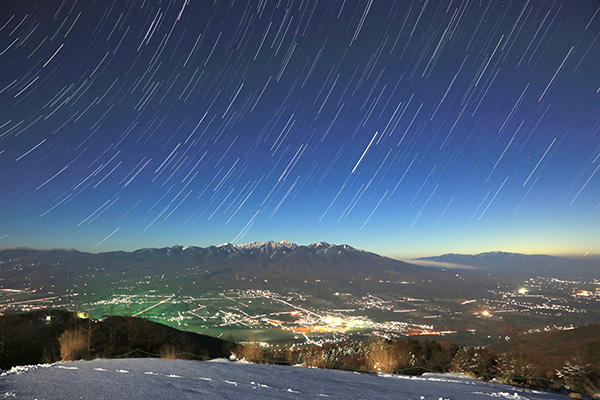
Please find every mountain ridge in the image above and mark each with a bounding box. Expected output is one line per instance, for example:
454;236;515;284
3;244;597;285
0;240;434;293
1;239;363;257
415;251;598;279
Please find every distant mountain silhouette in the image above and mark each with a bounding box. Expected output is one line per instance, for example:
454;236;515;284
415;251;598;279
0;241;439;292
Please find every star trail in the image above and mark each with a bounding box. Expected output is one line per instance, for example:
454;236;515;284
1;0;599;257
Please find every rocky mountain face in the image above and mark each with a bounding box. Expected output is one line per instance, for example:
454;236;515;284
0;240;431;291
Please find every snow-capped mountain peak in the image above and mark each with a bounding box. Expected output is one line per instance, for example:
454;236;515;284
161;240;368;258
309;241;331;248
217;240;299;252
277;239;297;248
306;242;363;254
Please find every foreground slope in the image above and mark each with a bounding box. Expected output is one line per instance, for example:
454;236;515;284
490;324;600;372
1;358;571;400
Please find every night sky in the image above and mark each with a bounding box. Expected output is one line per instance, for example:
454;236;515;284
1;0;599;257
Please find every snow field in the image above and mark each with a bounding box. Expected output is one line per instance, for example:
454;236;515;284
0;358;572;400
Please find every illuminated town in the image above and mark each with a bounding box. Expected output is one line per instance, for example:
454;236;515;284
1;273;598;347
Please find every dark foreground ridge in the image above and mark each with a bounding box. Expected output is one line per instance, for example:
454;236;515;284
0;310;234;369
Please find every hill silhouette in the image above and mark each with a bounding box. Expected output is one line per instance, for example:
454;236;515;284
416;252;599;279
0;310;234;369
490;323;600;372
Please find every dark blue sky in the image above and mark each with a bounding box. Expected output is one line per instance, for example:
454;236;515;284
1;0;599;257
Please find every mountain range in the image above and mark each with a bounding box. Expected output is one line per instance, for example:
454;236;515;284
2;242;597;294
415;251;598;279
1;240;437;294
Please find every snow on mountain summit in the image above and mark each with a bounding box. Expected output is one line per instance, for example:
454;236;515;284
217;240;299;252
211;240;366;256
276;239;297;248
308;241;331;248
120;241;369;256
130;241;367;259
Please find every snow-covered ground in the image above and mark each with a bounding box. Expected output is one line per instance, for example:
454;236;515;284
1;358;572;399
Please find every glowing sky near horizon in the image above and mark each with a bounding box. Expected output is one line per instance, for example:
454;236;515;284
1;0;599;257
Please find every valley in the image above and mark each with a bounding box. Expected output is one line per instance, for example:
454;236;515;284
2;241;598;349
